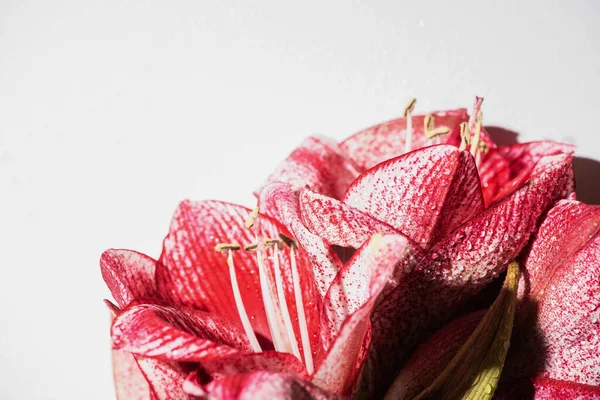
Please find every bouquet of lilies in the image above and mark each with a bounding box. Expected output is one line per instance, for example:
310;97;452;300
101;98;600;400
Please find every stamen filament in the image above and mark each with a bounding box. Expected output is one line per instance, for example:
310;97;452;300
226;250;262;352
403;98;417;153
256;234;289;353
272;246;302;361
290;246;314;374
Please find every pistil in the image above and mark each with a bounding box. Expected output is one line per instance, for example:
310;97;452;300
403;98;417;153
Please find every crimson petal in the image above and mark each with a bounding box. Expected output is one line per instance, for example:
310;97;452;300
368;153;574;395
496;378;600;400
261;136;361;200
156;200;305;340
111;302;251;362
313;234;406;396
299;187;400;248
259;182;342;297
479;141;575;206
344;145;484;250
136;357;193;400
101;249;159;308
340;109;470;170
198;352;307;380
198;371;340;400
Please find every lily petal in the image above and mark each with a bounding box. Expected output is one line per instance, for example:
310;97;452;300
313;233;405;396
101;249;159;308
386;310;485;400
343;145;484;250
508;232;600;385
200;371;340;400
136;357;192;400
299;187;400;248
198;352;307;380
479;141;575;206
258;182;342;297
261;136;361;200
495;378;600;400
340;109;470;170
368;153;574;395
156;199;314;341
111;302;252;362
518;199;600;319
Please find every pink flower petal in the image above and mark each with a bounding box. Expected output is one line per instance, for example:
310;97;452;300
156;199;319;342
386;310;485;400
111;302;252;362
368;153;574;395
198;352;308;380
496;378;600;400
312;234;405;396
518;200;600;318
259;182;342;297
136;357;193;400
340;109;470;170
479;141;575;206
508;232;600;386
107;303;155;400
100;249;159;308
261;136;362;200
343;145;484;250
201;371;340;400
299;187;400;248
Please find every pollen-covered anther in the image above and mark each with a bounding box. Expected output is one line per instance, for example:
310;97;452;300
402;98;417;117
278;233;298;249
243;243;258;252
215;243;241;252
459;122;471;151
245;207;260;229
478;141;489;154
403;98;417;153
263;238;284;249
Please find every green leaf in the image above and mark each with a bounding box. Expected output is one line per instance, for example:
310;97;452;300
412;261;519;400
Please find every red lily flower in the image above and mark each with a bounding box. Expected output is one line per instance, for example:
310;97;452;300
260;143;574;397
385;199;600;399
102;200;412;399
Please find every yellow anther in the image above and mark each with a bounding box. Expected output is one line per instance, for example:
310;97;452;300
245;207;260;229
424;114;435;133
264;238;284;249
244;243;258;252
215;243;241;252
278;233;298;249
402;98;417;117
425;126;451;140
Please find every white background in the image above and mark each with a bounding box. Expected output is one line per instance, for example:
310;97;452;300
1;1;599;399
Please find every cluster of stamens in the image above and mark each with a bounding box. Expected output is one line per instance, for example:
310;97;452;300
402;97;488;167
215;212;314;374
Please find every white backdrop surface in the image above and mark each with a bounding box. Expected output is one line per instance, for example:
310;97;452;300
1;1;599;399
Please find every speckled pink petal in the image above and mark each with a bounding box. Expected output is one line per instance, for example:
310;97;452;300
261;136;362;200
479;141;575;206
200;371;340;400
518;199;600;318
156;199;320;343
197;352;307;381
299;187;400;248
259;182;342;297
495;378;600;400
340;109;470;170
343;145;484;250
111;302;252;362
367;153;574;396
386;310;485;400
312;234;404;396
101;249;159;308
136;357;192;400
508;232;600;386
107;303;155;400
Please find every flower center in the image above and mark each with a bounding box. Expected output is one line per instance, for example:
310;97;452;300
215;225;314;374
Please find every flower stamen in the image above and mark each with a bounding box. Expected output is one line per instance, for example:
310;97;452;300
424;114;451;143
215;243;241;252
459;122;471;151
403;98;417;153
225;249;262;352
